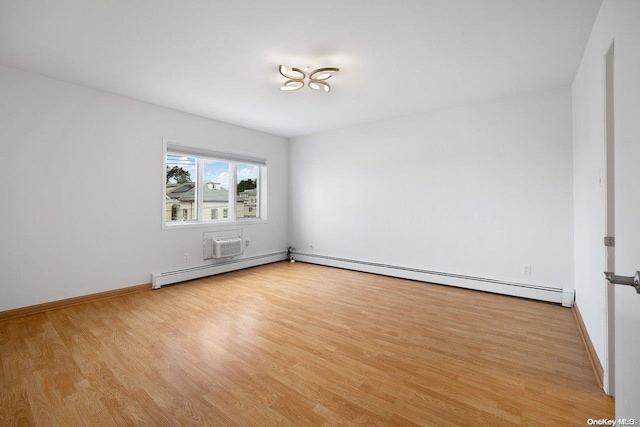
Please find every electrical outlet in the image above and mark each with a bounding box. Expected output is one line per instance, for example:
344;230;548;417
522;264;531;275
309;242;313;248
184;253;190;262
245;238;250;247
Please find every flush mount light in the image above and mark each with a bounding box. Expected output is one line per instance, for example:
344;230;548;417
308;81;331;92
280;80;304;91
309;67;339;81
279;65;339;92
279;65;306;80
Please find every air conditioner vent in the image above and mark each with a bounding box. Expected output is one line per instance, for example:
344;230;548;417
203;229;243;260
215;237;242;258
204;236;242;259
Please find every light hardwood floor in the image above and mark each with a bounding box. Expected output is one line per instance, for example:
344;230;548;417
0;261;613;426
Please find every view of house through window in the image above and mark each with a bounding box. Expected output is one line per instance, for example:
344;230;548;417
166;155;197;221
203;160;230;221
164;148;263;225
236;164;258;219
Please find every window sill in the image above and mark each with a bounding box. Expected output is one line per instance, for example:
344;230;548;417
162;219;268;230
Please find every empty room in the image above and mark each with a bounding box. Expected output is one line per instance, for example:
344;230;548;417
1;0;639;425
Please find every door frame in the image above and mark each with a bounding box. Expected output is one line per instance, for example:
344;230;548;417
603;41;615;397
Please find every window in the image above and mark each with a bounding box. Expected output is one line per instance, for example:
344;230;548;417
166;155;197;221
203;160;229;222
236;164;259;219
164;140;266;227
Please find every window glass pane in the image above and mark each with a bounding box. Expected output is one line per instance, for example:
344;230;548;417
166;154;197;222
236;164;259;219
203;160;230;221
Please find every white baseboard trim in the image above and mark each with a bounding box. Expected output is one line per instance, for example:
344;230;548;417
151;251;287;289
562;290;575;308
294;252;564;304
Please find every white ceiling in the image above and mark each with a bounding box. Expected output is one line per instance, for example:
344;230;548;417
0;0;602;138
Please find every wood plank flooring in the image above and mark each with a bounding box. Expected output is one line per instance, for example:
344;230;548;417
0;261;613;426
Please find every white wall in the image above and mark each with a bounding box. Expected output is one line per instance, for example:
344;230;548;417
573;0;640;415
0;65;289;312
290;88;574;302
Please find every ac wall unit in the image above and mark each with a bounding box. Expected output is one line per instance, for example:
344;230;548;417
203;230;243;260
206;237;242;259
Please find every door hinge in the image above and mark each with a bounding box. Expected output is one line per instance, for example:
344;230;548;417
604;236;615;247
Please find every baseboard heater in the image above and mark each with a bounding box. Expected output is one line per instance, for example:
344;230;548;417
293;252;570;306
151;251;286;289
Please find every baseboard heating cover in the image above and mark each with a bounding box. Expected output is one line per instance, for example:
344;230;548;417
293;252;570;306
151;252;286;289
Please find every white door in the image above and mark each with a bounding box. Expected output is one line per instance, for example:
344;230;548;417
612;24;640;418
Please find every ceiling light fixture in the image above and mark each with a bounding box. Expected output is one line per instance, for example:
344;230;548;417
308;81;330;92
280;80;304;91
279;65;339;92
279;65;305;80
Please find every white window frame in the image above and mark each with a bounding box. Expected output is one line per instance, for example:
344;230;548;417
162;138;267;229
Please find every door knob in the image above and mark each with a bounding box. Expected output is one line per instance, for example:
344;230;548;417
604;271;640;294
